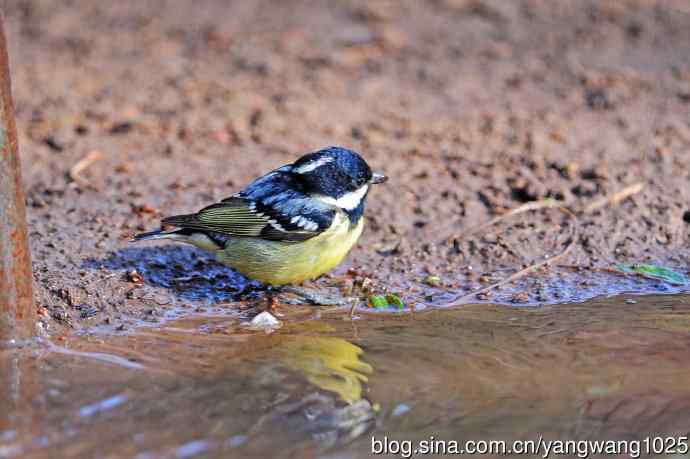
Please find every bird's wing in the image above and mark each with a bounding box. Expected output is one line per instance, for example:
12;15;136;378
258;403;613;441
162;195;334;243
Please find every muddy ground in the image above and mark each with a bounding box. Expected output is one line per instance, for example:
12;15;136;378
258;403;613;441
5;0;690;333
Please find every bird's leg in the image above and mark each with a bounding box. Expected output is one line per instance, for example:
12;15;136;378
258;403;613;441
278;284;351;306
263;286;281;312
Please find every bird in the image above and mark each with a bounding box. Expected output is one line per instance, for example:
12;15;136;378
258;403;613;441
132;146;387;291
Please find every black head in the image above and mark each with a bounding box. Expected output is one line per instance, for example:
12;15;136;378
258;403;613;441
291;146;386;198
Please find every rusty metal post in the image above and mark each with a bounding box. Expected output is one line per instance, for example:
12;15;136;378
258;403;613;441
0;13;35;345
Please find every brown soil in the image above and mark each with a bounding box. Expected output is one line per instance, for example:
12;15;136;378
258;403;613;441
6;0;690;333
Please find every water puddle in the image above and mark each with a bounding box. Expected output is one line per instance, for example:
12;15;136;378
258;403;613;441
4;294;690;457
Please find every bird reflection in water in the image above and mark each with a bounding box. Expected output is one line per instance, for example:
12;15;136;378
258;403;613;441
278;334;373;404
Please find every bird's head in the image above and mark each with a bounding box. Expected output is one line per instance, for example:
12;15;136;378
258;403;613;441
291;146;387;210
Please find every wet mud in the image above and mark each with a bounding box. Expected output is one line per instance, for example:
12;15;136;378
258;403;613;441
5;1;690;327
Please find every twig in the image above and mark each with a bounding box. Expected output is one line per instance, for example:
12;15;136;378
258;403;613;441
438;181;645;307
464;199;566;237
458;182;644;240
69;150;103;185
440;207;578;308
349;298;358;319
584;182;644;214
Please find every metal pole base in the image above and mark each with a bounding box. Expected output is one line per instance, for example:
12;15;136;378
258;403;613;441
0;12;36;345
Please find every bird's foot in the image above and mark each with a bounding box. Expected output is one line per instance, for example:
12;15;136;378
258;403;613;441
265;293;281;312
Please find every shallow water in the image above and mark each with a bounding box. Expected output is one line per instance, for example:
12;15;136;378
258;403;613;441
3;294;690;458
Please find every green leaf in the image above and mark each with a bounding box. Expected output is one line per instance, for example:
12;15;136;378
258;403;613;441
367;295;388;309
615;263;688;286
367;294;406;310
385;294;405;310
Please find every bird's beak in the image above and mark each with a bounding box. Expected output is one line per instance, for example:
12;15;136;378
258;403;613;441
370;172;388;184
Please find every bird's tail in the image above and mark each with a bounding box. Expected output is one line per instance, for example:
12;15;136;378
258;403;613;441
130;228;186;243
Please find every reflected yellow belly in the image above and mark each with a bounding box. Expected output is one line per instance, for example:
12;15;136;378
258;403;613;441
216;213;363;286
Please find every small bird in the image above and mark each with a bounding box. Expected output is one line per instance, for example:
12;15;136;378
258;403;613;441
132;146;387;288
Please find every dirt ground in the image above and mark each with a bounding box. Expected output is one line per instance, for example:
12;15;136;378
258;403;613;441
6;0;690;333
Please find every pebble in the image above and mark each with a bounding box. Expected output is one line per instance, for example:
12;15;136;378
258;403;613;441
246;311;281;330
510;292;530;303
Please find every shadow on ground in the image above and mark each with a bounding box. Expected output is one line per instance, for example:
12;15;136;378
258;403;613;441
82;245;260;304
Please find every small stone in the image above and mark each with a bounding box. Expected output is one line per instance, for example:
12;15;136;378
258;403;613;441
246;311;281;330
131;203;156;215
476;291;492;300
423;275;442;287
110;121;133;134
126;269;144;284
510;292;530;303
43;135;65;152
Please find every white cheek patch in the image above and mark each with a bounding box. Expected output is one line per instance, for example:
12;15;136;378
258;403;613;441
315;185;368;211
293;156;334;174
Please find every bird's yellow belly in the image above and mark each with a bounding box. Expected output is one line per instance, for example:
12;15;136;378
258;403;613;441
216;215;363;286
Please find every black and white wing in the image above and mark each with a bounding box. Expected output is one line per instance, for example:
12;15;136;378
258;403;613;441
161;167;335;242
